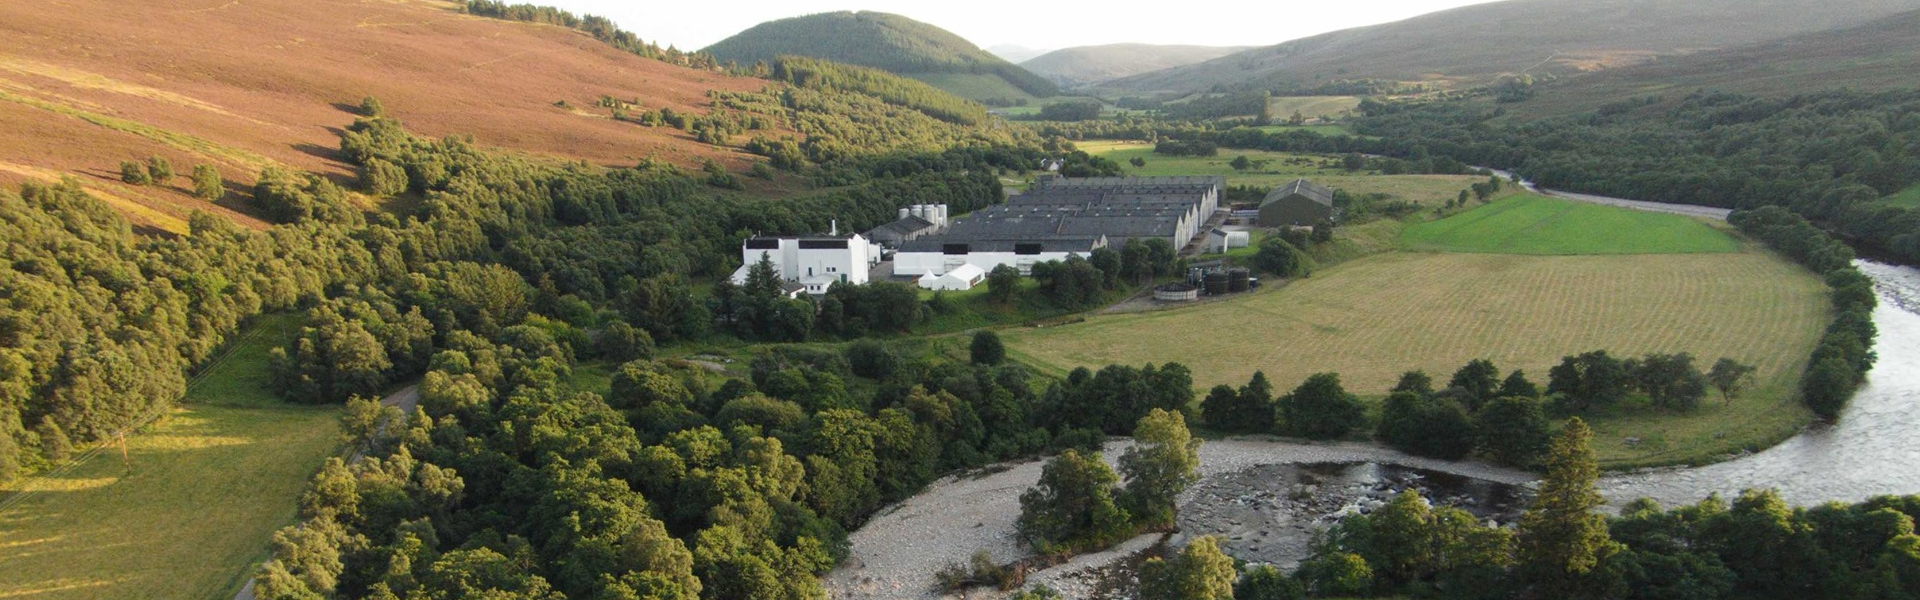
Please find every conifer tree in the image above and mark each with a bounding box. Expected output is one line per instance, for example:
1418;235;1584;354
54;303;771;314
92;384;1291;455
1515;418;1621;597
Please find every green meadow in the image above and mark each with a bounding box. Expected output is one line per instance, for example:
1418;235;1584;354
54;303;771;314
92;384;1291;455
1399;194;1740;255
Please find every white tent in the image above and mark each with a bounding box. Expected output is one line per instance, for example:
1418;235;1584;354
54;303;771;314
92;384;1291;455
919;263;986;291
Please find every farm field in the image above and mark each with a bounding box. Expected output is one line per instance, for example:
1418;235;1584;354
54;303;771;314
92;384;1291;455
1266;95;1363;120
1077;140;1487;202
0;314;340;600
1883;184;1920;209
1399;194;1741;255
1005;250;1828;467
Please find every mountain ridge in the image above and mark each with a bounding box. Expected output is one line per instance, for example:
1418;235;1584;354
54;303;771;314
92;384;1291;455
702;11;1059;100
1020;44;1249;88
1103;0;1920;94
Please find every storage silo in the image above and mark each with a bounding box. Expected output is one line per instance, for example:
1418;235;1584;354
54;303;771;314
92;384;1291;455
1204;271;1229;296
1228;268;1251;292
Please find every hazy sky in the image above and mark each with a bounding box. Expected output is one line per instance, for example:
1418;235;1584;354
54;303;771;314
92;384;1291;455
542;0;1504;53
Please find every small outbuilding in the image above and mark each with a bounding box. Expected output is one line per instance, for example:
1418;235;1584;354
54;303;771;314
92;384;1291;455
1206;229;1250;253
1259;179;1336;227
917;263;986;291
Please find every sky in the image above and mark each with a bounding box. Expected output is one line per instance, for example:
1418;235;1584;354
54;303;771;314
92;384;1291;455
540;0;1504;55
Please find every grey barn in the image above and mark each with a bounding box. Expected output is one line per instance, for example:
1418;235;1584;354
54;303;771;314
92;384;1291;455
1259;179;1335;227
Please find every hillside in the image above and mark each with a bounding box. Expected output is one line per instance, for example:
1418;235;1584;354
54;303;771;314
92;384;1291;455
702;11;1059;101
1514;9;1920;116
1104;0;1920;94
0;0;777;231
1020;44;1249;88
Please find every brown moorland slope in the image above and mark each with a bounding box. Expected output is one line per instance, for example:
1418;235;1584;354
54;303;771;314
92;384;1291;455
0;0;774;231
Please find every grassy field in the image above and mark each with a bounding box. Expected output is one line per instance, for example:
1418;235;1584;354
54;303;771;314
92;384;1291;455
1266;96;1362;120
1007;195;1829;467
1076;140;1488;203
0;314;343;600
1882;184;1920;209
1006;251;1826;467
1399;195;1741;255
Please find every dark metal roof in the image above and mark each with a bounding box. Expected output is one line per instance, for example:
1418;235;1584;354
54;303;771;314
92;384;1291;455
863;215;938;240
1031;176;1226;190
898;234;1104;254
1261;179;1335;208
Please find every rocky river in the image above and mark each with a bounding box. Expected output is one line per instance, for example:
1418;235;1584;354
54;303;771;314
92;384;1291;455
822;259;1920;600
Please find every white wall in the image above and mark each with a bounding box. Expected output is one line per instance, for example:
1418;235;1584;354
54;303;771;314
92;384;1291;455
896;249;1086;276
734;236;876;289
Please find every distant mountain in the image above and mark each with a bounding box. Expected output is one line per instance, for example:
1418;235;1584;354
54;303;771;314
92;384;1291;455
703;11;1059;100
986;44;1052;64
1516;8;1920;116
1104;0;1920;94
1021;44;1250;88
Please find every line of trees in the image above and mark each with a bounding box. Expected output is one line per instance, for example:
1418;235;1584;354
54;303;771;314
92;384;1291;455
461;1;720;69
1203;352;1756;468
1731;206;1879;419
1284;418;1920;600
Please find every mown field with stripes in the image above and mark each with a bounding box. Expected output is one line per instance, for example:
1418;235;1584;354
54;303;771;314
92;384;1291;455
1005;248;1830;467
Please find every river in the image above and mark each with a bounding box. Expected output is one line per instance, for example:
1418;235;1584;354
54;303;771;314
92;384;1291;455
825;197;1920;599
1600;260;1920;507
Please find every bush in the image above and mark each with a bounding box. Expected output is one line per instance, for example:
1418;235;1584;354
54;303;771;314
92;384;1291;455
1236;564;1306;600
1298;551;1373;597
1253;236;1311;278
1277;373;1365;440
1475;396;1552;467
1016;449;1131;554
146;155;174;183
970;331;1005;365
594;320;654;362
191;164;224;200
844;340;898;379
120;160;152;185
1376;392;1475;460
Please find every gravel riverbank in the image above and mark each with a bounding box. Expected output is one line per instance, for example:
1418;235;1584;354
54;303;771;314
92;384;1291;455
822;437;1534;599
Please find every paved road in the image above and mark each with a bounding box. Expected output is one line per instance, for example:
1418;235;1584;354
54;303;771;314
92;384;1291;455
1540;188;1733;221
232;383;419;600
1481;166;1732;221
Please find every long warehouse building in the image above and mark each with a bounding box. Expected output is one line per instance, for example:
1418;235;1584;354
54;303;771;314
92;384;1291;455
896;175;1222;276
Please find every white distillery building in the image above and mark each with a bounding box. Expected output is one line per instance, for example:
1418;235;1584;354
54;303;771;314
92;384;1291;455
729;233;879;295
894;235;1107;277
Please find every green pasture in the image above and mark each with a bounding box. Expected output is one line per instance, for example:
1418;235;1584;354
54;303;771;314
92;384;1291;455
1399;194;1740;255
